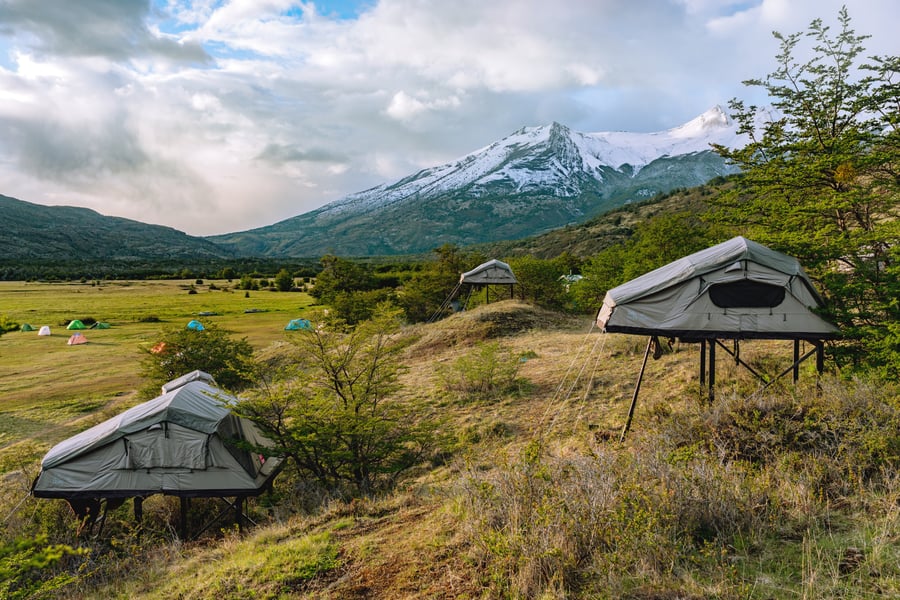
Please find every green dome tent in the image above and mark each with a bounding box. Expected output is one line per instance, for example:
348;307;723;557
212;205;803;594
66;320;86;330
20;323;35;332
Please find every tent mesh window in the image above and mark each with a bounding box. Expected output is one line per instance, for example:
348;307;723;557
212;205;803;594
708;280;786;309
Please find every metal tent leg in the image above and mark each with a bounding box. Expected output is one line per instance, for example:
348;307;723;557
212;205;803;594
620;336;654;442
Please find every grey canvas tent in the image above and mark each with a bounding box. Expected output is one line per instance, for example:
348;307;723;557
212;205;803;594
430;259;518;321
596;237;839;438
32;371;282;535
460;259;518;287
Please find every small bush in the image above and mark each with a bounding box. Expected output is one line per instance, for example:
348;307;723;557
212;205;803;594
438;341;524;402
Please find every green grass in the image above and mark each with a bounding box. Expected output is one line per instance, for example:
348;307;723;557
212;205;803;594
0;279;316;467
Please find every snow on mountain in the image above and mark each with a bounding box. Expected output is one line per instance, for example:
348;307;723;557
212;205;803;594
319;105;745;218
208;106;749;257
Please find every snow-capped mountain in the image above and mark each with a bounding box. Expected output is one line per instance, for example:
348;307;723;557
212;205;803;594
209;106;746;257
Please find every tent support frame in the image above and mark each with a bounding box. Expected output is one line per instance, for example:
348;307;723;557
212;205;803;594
619;336;654;442
622;337;829;439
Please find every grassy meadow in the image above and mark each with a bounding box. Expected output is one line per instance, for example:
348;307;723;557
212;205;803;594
0;279;314;471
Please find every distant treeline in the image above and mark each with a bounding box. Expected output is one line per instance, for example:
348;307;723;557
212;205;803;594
0;258;325;282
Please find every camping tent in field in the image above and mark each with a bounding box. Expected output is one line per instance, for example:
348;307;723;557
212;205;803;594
430;259;518;321
20;323;34;332
186;319;205;331
596;236;840;438
284;318;311;331
92;322;111;329
67;333;88;345
66;320;86;330
38;326;51;336
32;370;283;536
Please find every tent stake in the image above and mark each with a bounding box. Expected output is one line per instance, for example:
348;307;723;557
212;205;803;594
620;336;653;442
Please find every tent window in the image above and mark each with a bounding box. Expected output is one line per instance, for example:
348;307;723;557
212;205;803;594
708;280;785;308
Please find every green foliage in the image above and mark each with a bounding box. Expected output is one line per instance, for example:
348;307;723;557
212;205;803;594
0;534;87;600
240;304;436;496
329;288;397;326
505;255;572;311
437;341;524;402
397;244;485;322
574;211;717;310
0;315;18;337
309;255;380;305
140;323;256;396
710;8;900;375
273;268;294;292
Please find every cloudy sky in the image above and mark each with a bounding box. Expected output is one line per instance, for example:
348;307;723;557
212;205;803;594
0;0;896;236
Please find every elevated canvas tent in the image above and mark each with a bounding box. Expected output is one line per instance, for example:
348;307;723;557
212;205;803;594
596;237;839;439
460;259;518;286
33;370;283;536
430;259;518;321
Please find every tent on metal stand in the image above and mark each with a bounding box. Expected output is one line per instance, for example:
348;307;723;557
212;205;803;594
596;236;840;440
32;370;284;539
429;259;518;322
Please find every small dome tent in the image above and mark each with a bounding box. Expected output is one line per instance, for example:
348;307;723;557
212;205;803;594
32;370;283;537
38;326;51;336
67;332;87;345
284;318;312;331
66;320;86;330
20;323;35;332
596;236;840;439
186;319;205;331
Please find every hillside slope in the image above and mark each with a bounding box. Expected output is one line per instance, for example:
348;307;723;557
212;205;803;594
0;194;233;260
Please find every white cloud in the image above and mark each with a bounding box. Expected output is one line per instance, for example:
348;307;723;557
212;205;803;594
0;0;895;236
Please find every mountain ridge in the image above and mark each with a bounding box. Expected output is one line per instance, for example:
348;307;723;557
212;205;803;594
0;194;233;261
209;106;745;257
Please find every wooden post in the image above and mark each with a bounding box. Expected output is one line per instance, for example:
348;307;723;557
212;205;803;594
620;337;654;442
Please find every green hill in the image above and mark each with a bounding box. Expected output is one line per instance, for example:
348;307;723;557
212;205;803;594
0;194;233;261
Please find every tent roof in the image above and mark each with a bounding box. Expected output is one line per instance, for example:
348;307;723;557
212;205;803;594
597;236;839;340
460;259;517;285
41;371;233;470
606;236;818;307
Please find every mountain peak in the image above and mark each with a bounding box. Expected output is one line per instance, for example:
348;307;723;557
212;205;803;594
209;108;746;256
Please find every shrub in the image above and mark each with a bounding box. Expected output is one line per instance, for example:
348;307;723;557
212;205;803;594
437;341;524;402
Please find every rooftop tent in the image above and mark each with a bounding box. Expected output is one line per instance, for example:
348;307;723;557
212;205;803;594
460;259;518;286
32;370;283;535
20;323;35;332
430;259;518;322
595;237;840;439
186;320;205;331
67;332;88;345
284;318;311;331
38;326;51;336
66;320;86;330
596;236;839;340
